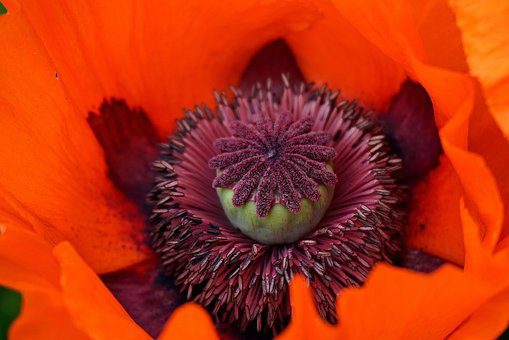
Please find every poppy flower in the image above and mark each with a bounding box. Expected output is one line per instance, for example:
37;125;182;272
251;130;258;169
1;0;509;339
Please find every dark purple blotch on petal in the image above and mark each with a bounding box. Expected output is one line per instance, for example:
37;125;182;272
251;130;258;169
239;39;305;95
87;98;160;210
397;248;445;273
101;264;184;338
380;81;442;186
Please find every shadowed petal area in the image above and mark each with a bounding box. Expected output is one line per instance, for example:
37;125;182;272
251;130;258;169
380;80;442;186
0;1;151;274
101;263;184;338
87;98;160;210
397;248;444;273
239;39;305;94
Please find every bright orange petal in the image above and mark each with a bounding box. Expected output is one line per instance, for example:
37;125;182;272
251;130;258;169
0;225;87;339
0;0;151;273
327;0;474;125
158;303;218;340
336;263;499;339
17;0;322;136
448;0;509;137
54;242;150;340
327;0;509;262
0;222;150;339
287;0;406;112
277;275;337;340
331;195;509;339
465;85;509;249
440;97;504;258
443;0;509;248
449;287;509;340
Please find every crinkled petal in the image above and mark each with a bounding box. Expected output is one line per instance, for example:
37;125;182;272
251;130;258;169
410;0;469;73
449;0;509;137
324;0;507;261
0;223;150;339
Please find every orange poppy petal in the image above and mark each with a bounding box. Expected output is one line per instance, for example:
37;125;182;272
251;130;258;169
406;156;465;265
286;0;406;112
465;84;509;249
277;199;509;339
459;198;509;284
336;263;501;339
277;275;337;340
330;197;509;339
327;0;474;125
332;0;509;261
158;303;218;340
17;0;322;136
0;226;87;339
449;288;509;340
440;97;504;258
0;1;151;273
447;199;509;338
53;242;150;340
410;0;469;73
445;0;509;247
449;0;509;137
0;223;150;339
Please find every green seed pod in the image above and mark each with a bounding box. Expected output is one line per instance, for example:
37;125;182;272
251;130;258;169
217;183;335;244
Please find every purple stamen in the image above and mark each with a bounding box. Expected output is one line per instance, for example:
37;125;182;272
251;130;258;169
149;77;406;334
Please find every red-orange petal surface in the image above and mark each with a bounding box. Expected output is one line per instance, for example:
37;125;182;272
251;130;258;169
449;0;509;138
0;222;150;339
158;303;218;340
16;0;322;136
0;0;151;273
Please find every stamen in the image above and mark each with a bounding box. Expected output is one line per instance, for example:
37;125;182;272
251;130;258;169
149;77;406;335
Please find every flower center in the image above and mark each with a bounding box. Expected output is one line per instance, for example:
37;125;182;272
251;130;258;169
208;110;338;244
148;77;406;334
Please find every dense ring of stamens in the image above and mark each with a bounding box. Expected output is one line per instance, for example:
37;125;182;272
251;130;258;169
149;78;406;334
209;111;337;217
